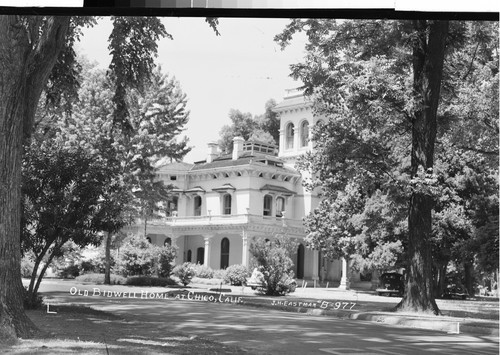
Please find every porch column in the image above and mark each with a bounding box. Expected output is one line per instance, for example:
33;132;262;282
170;235;180;264
338;257;350;290
311;250;319;285
203;235;213;268
279;128;285;154
241;230;249;267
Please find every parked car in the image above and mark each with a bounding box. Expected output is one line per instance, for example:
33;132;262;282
376;272;404;297
441;284;469;300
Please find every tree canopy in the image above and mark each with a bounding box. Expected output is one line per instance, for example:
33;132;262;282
277;19;498;314
218;99;280;153
0;15;217;340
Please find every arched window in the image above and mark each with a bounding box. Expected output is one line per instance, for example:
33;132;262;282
263;194;272;216
220;238;230;269
300;121;309;147
194;196;202;216
187;249;192;262
164;237;172;246
285;123;294;149
222;194;232;215
276;197;285;217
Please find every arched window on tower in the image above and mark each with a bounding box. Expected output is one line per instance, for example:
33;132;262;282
285;123;294;149
300;121;309;147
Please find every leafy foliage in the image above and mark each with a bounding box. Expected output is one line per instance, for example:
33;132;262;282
118;235;176;277
277;19;498;309
21;134;114;300
223;264;249;286
191;264;215;279
218;100;279;153
53;60;191;284
172;262;196;287
249;236;298;296
157;247;177;278
0;14;218;340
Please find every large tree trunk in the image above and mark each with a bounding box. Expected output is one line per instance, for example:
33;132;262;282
0;15;69;341
397;20;449;315
104;232;112;285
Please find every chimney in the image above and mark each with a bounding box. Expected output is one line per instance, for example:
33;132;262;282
232;136;244;160
207;142;219;163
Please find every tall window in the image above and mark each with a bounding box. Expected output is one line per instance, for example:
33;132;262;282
286;123;294;149
187;249;192;262
194;196;202;216
276;197;285;217
167;196;178;216
222;194;232;215
220;238;230;269
263;194;272;216
300;121;309;147
296;244;305;279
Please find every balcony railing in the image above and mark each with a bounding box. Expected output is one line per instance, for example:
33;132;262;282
145;213;304;229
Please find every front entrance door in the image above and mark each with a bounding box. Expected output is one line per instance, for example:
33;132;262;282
197;247;204;264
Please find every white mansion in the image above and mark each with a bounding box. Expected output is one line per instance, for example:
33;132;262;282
129;89;371;289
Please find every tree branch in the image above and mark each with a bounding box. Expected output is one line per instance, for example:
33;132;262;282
23;16;70;138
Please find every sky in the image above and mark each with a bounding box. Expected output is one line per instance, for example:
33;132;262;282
76;17;307;163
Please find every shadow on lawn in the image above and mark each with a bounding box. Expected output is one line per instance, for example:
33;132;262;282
10;304;250;355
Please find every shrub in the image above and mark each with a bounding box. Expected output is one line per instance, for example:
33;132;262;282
172;262;196;286
79;260;97;274
249;235;298;296
192;264;214;279
119;236;157;276
213;269;227;280
74;273;127;285
58;264;80;279
126;276;176;287
157;246;177;278
118;235;177;277
223;264;249;286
